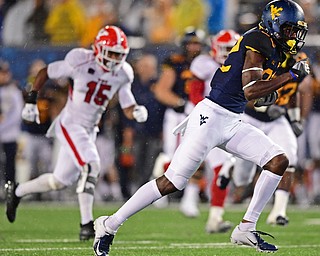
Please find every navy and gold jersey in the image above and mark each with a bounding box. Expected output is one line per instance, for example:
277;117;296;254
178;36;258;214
245;54;300;122
208;27;286;113
162;53;193;101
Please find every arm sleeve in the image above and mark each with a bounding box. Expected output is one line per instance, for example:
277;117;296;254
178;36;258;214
118;82;137;109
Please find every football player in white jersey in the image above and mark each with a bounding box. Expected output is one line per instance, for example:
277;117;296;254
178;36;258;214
93;1;309;254
189;30;239;233
5;25;148;241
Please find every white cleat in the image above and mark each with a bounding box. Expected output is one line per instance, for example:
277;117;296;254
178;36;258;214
205;219;233;233
179;201;200;218
93;216;115;256
230;225;278;253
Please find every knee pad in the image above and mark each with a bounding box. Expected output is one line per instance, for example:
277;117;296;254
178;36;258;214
164;168;189;190
48;174;66;190
76;162;100;195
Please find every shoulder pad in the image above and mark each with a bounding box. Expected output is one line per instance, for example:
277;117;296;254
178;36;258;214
243;30;274;59
65;48;94;68
121;62;134;83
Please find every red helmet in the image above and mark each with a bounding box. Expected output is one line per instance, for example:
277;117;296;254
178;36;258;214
211;30;240;65
92;25;129;72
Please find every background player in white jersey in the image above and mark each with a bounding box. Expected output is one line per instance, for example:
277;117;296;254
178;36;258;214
93;1;309;254
5;25;148;241
189;29;239;233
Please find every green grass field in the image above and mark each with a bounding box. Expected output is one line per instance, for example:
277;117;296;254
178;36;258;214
0;202;319;256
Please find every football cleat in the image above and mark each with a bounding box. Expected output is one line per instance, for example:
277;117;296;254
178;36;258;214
179;198;200;218
267;215;289;226
93;216;115;256
80;221;95;241
205;220;233;234
5;181;21;223
231;225;278;253
276;216;289;226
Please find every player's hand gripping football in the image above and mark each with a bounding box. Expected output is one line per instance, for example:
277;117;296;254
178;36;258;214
21;91;40;124
290;58;310;82
254;91;278;107
133;105;148;123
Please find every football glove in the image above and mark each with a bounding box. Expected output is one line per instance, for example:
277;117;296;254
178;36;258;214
254;91;278;107
290;58;310;82
22;103;40;124
267;105;286;120
290;121;303;137
133;105;148;123
288;107;303;137
173;99;186;113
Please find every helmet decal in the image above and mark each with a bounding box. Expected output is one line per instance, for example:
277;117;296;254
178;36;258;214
270;5;283;20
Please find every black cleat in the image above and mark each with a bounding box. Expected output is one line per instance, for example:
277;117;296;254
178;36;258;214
5;181;21;223
80;221;95;241
276;216;289;226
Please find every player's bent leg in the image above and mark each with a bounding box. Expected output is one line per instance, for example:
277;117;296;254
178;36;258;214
267;167;294;226
179;167;203;218
6;173;66;223
231;154;288;252
77;162;100;241
93;175;181;256
206;165;232;233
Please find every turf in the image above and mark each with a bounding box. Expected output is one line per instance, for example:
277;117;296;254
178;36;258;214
0;202;319;255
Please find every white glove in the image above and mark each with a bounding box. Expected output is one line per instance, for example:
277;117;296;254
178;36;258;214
290;58;310;82
133;105;148;123
22;103;40;124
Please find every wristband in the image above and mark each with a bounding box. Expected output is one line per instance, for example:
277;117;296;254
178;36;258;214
289;70;298;81
25;90;38;104
287;107;301;122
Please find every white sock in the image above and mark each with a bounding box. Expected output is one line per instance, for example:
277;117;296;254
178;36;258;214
269;189;289;218
105;179;162;232
181;183;199;204
239;221;256;231
208;206;224;222
78;192;94;224
243;170;282;223
15;173;54;197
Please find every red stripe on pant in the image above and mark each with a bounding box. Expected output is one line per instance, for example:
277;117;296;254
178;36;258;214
60;122;85;166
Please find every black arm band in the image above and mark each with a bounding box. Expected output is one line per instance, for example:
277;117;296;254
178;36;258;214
25;90;38;104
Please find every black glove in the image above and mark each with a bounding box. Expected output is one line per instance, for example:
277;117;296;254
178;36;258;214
291;121;303;137
290;59;310;82
267;105;286;120
254;91;278;107
173;99;186;113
